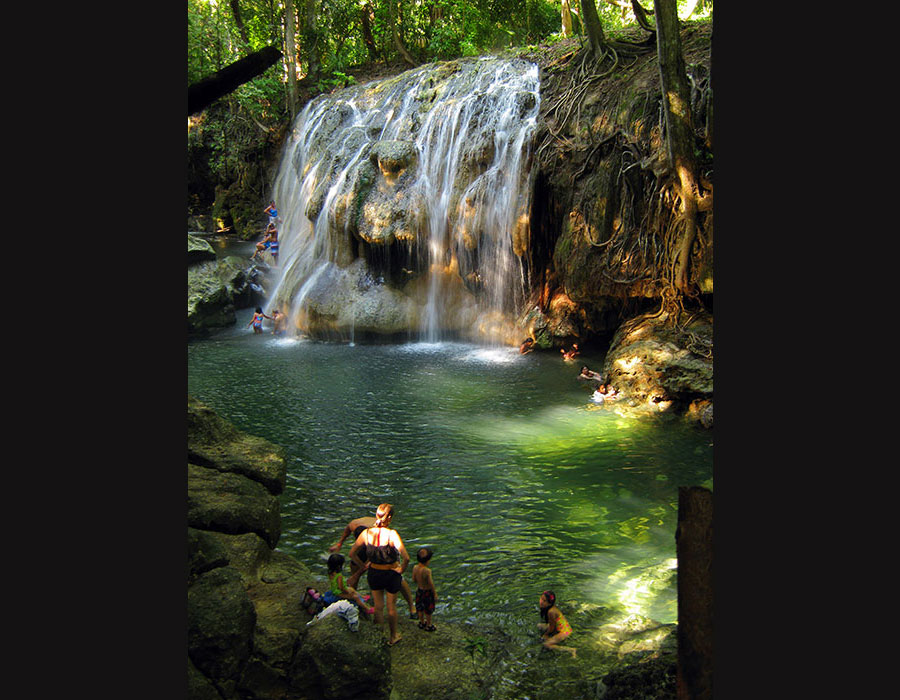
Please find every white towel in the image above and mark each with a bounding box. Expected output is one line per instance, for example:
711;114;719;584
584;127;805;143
306;599;360;631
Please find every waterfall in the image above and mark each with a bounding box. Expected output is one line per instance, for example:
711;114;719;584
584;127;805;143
266;57;540;344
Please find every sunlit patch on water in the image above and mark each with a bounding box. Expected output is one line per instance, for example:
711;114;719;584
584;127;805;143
458;346;521;364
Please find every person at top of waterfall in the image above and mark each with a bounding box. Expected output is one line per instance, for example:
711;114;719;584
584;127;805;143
519;337;535;354
537;590;576;657
271;309;287;336
349;503;411;646
412;547;437;632
330;515;417;619
248;307;271;334
561;344;580;361
264;200;279;226
324;553;376;617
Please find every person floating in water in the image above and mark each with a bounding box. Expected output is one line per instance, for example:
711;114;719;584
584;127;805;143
537;590;576;657
578;366;602;383
519;337;535;354
412;547;437;632
248;307;271;334
264;200;279;227
560;343;580;361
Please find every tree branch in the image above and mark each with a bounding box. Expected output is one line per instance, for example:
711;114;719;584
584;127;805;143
188;46;283;115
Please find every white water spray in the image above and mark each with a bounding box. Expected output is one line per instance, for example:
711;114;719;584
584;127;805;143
266;58;540;344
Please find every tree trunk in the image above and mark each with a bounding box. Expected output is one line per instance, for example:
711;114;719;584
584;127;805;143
188;46;283;115
360;3;379;62
561;0;573;38
304;0;320;82
579;0;606;56
389;0;417;66
675;486;713;700
284;0;298;119
229;0;249;46
654;0;703;294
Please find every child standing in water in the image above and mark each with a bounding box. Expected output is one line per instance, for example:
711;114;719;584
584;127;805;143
248;307;271;334
412;547;437;631
325;553;375;616
537;590;576;657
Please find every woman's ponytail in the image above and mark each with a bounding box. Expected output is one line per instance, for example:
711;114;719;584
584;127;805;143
374;503;394;527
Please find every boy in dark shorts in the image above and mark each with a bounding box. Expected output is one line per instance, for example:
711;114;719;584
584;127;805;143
413;547;437;631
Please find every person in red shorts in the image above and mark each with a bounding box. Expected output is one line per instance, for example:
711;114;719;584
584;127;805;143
412;547;437;631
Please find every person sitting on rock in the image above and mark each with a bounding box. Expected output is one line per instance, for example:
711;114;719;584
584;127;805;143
519;337;535;354
324;553;375;617
253;223;278;261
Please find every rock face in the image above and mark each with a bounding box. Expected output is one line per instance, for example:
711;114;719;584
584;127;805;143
602;310;713;424
188;235;266;337
188;396;394;700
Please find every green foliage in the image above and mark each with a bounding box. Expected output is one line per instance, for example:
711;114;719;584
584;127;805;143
316;70;358;93
188;0;705;217
463;635;489;686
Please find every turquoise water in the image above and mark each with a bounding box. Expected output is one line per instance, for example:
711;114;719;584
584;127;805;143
188;309;713;631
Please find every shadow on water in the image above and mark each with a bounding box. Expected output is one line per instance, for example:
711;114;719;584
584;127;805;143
188;318;711;670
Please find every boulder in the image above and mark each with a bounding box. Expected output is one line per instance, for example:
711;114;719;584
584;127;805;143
288;614;392;700
205;531;273;586
188;259;235;335
188;396;286;496
603;310;713;416
188;566;257;698
188;238;264;336
188;526;230;583
189;234;217;265
187;463;282;549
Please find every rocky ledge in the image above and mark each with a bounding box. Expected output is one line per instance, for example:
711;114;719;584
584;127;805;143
188;396;681;700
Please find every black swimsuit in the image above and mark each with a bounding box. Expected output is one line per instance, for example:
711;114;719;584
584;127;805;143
365;527;399;565
365;527;402;593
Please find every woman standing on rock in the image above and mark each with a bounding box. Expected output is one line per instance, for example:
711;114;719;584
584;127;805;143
349;503;410;646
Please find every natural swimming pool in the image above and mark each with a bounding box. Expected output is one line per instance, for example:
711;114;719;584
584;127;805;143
188;312;713;633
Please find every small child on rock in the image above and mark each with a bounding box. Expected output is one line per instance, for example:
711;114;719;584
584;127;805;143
412;547;437;631
325;553;374;617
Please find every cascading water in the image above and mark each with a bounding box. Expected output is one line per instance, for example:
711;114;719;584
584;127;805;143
265;58;540;344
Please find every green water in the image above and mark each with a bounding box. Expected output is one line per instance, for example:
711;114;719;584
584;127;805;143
187;310;713;632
